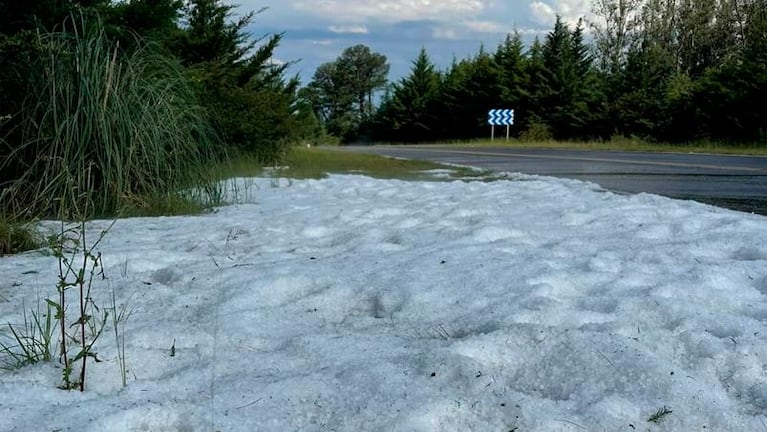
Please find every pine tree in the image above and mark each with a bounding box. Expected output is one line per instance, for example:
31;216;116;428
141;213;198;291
0;0;110;35
106;0;183;44
521;36;546;135
438;47;502;139
533;16;600;139
693;0;767;141
384;48;441;141
306;61;357;139
494;32;527;114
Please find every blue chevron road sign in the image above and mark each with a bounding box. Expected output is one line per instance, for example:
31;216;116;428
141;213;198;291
488;109;514;126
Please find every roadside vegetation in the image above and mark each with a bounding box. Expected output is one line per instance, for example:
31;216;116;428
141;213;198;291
5;17;223;220
3;1;764;235
222;146;487;181
0;1;320;391
278;147;481;180
392;137;767;156
0;1;323;255
303;1;767;148
0;216;40;257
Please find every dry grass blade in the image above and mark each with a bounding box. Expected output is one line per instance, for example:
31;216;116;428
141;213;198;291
648;405;673;423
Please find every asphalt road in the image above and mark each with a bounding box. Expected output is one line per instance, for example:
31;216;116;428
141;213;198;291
338;145;767;215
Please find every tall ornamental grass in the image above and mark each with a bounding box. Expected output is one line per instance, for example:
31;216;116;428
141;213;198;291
1;16;223;219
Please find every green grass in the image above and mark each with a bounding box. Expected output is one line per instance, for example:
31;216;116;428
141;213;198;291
0;298;56;370
220;146;489;181
282;147;451;179
214;153;265;179
0;216;39;256
115;193;210;218
387;137;767;156
1;15;223;220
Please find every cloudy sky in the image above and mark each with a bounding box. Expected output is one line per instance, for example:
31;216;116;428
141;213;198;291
237;0;593;84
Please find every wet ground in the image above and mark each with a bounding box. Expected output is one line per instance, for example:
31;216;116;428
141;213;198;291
339;145;767;215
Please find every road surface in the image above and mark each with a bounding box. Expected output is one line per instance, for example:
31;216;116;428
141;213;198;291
338;145;767;214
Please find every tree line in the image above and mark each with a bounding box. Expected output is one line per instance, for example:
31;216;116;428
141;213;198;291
305;0;767;144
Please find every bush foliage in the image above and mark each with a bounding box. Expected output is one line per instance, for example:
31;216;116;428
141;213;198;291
0;0;317;221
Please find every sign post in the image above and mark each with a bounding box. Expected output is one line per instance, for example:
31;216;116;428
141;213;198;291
488;109;514;141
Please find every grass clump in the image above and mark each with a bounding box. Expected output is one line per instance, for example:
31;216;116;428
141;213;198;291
0;15;223;220
0;299;56;370
110;286;133;388
0;215;39;256
214;152;265;180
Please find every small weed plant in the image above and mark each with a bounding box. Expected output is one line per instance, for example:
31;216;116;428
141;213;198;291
1;172;127;391
46;175;115;390
648;405;673;423
0;200;117;391
0;298;56;369
49;220;111;389
110;286;133;388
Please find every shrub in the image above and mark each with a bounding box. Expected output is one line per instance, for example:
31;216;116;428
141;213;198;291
0;15;224;219
206;84;295;164
0;214;39;256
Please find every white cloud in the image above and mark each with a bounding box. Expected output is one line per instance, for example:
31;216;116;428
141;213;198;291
328;24;369;34
294;0;488;23
462;20;505;33
309;39;335;46
529;0;592;27
529;1;556;25
515;27;551;36
431;20;506;40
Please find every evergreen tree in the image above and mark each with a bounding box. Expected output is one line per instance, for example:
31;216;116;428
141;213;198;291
106;0;183;43
533;17;600;138
494;32;527;122
171;0;285;86
611;42;675;139
692;0;767;141
169;0;296;160
519;37;547;137
306;61;357;140
0;0;109;35
381;48;441;142
437;47;502;139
